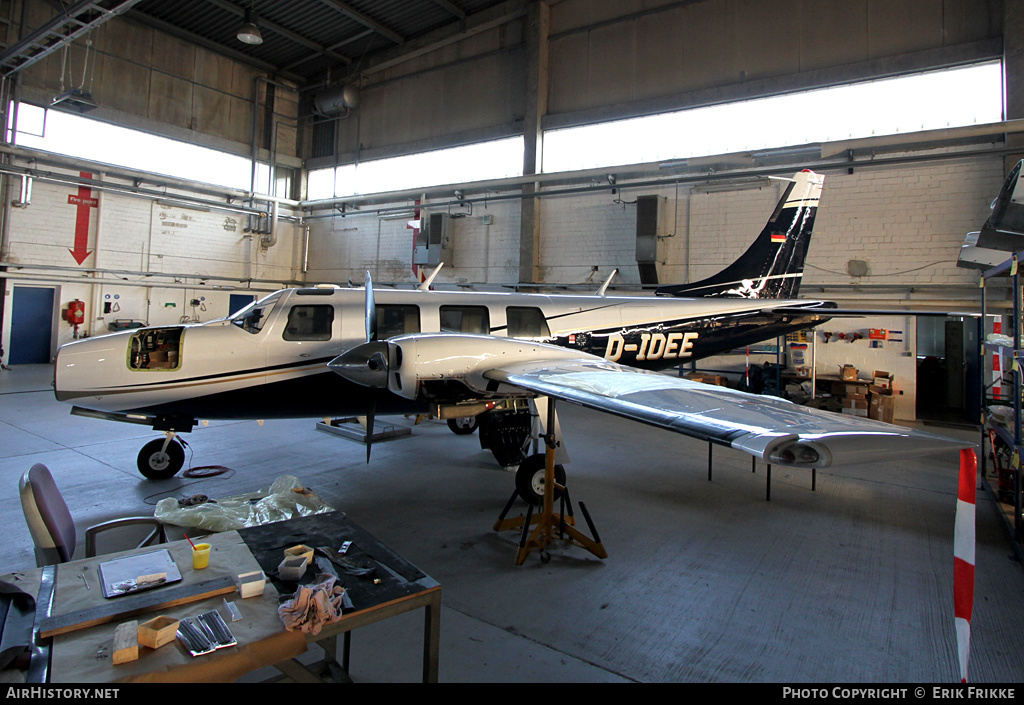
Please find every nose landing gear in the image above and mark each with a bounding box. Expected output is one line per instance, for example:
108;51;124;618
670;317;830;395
137;433;186;480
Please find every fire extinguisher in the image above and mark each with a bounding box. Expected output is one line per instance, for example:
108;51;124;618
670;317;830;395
63;299;86;337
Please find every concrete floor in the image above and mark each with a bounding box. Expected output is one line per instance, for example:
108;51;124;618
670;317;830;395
2;363;1023;683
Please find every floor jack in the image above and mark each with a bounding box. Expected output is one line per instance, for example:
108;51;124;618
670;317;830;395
493;398;607;565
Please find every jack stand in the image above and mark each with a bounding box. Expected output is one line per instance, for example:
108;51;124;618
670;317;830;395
493;399;607;565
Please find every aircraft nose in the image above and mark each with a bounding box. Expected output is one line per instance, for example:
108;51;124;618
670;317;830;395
54;335;121;402
328;342;390;389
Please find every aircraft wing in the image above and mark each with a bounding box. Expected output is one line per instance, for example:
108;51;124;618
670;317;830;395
482;357;970;469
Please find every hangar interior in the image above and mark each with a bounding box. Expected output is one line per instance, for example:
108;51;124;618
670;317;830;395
1;0;1024;684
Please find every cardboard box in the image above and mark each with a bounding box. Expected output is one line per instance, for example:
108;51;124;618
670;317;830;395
842;407;868;417
841;365;858;381
837;383;869;396
842;398;868;410
869;394;895;423
685;373;728;386
872;370;894;389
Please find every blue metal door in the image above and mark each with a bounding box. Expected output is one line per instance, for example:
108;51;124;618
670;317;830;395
9;286;55;364
229;294;255;316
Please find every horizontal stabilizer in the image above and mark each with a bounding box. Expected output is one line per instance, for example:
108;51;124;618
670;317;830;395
766;305;980;319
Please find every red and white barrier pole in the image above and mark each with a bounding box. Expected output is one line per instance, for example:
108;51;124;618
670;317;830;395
953;448;977;683
993;320;1002;399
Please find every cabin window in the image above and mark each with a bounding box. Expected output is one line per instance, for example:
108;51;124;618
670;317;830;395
128;328;182;371
229;291;283;334
377;305;420;339
506;307;550;338
283;305;334;341
440;306;490;334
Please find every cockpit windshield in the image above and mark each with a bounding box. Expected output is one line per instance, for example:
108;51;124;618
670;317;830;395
229;291;284;334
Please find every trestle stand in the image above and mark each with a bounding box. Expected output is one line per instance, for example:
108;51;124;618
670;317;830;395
493;399;607;565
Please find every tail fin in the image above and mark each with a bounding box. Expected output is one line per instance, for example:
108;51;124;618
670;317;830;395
656;169;823;299
974;159;1024;252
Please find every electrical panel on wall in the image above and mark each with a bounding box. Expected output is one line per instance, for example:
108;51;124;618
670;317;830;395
413;212;454;267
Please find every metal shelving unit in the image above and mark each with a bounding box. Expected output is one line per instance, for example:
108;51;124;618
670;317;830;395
981;252;1024;555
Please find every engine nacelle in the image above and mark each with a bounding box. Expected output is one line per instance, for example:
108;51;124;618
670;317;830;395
376;333;591;401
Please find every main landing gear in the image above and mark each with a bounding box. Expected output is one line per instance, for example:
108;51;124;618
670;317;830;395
493;398;606;565
446;416;479;435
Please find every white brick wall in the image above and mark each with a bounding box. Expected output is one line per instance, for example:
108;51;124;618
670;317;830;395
305;155;1005;296
806;158;1003;288
1;166;298;357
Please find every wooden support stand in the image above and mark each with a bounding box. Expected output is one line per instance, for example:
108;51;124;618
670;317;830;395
493;399;607;565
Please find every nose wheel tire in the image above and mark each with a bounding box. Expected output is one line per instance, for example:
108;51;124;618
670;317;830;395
137;438;185;480
515;453;566;506
447;416;479;435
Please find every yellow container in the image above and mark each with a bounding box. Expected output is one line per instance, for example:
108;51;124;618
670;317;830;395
192;543;211;569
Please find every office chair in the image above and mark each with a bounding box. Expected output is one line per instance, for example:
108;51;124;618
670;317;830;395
19;463;166;567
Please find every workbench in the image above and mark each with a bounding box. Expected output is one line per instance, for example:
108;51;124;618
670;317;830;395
1;511;440;683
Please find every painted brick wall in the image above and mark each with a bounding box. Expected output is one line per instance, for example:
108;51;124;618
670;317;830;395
2;166;298;354
305;201;522;286
807;157;1003;288
306;155;1005;295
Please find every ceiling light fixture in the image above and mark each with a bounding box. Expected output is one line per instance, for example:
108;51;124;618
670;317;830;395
236;8;263;45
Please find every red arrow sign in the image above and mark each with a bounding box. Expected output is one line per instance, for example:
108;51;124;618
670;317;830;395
68;172;95;265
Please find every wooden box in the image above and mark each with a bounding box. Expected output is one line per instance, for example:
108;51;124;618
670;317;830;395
238;570;266;598
278;555;308;581
137;615;179;649
284;544;314;562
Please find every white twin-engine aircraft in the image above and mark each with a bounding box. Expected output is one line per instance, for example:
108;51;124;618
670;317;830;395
54;170;968;494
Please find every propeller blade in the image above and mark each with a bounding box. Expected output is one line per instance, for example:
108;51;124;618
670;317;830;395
365;390;376;463
365;271;377;343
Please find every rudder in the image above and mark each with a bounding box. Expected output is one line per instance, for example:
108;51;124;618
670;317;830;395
656;170;823;299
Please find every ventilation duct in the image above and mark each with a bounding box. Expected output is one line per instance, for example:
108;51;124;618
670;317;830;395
636;195;666;286
314;85;360;115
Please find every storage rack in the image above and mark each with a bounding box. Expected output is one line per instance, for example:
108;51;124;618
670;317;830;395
980;252;1024;557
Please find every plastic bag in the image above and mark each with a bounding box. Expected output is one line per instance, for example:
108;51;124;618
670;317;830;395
154;475;333;532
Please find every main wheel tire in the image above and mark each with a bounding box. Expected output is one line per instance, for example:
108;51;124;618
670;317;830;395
515;453;566;506
447;416;479;435
137;438;185;480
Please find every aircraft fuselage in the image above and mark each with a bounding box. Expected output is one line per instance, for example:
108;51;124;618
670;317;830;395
54;286;833;422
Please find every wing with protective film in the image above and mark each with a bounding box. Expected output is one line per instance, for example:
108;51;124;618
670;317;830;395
482;358;969;469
